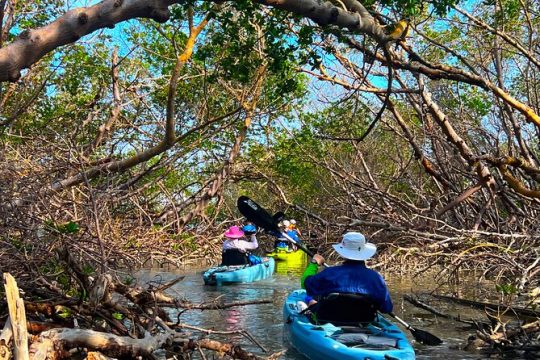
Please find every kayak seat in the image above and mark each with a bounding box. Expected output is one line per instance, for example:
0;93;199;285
309;293;378;326
221;249;250;266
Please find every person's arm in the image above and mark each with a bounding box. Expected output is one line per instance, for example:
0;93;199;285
301;254;324;289
238;234;258;251
380;290;393;313
301;263;318;289
377;274;394;313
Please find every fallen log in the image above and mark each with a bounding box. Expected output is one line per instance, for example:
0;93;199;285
403;294;487;328
29;327;174;360
26;321;65;334
433;294;540;318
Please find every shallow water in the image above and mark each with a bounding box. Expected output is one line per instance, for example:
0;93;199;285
137;261;503;359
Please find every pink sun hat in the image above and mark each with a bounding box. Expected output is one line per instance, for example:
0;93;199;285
224;226;244;239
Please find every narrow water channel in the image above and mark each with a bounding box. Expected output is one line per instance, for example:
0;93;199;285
138;260;493;359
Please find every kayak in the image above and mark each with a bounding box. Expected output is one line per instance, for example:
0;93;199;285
275;257;306;276
283;289;416;360
266;248;306;262
203;257;275;286
269;249;307;275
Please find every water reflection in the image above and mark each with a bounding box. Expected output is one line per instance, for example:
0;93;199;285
137;268;498;359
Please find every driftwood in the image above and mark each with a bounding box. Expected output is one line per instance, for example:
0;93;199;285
0;319;12;360
1;270;277;360
483;319;540;342
178;338;263;360
85;352;114;360
29;327;174;360
474;319;540;354
412;294;540;355
433;294;540;318
403;294;486;328
3;273;29;360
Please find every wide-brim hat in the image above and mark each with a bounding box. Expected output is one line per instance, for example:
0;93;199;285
332;232;376;261
224;226;244;239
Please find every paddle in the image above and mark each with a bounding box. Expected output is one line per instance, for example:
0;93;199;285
389;313;443;345
237;196;319;261
236;196;443;345
273;211;285;223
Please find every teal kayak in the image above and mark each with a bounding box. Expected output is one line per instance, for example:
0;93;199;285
203;257;275;286
283;289;416;360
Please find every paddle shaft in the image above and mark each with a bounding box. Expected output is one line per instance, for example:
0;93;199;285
389;312;412;330
389;312;443;345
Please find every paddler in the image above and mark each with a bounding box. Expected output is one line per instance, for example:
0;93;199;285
300;232;393;320
221;225;259;266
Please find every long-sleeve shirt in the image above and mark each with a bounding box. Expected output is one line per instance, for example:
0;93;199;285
301;261;393;313
222;235;258;252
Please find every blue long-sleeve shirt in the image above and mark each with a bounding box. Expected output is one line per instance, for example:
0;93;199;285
303;261;393;313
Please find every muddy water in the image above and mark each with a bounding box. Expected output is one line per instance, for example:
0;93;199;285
138;260;495;359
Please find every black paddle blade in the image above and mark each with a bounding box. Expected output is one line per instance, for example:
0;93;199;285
410;327;443;346
237;196;280;233
273;211;286;223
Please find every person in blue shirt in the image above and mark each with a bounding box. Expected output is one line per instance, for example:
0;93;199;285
301;232;393;314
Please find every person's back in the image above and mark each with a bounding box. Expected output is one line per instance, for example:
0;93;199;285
300;232;393;321
302;260;392;313
221;225;258;266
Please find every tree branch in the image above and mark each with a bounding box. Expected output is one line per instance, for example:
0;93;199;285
0;0;179;82
0;0;394;83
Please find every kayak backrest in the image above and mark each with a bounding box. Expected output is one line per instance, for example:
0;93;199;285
221;249;250;266
311;293;378;326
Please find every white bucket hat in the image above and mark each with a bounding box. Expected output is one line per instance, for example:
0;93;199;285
332;232;376;260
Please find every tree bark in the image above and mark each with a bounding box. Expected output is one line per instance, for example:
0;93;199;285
0;0;177;82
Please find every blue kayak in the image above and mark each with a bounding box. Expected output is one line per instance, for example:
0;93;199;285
203;257;275;286
283;289;416;360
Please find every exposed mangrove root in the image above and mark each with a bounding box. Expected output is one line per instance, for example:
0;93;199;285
403;294;486;328
404;292;540;357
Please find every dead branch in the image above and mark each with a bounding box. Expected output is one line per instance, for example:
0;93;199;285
29;327;174;360
433;294;540;318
